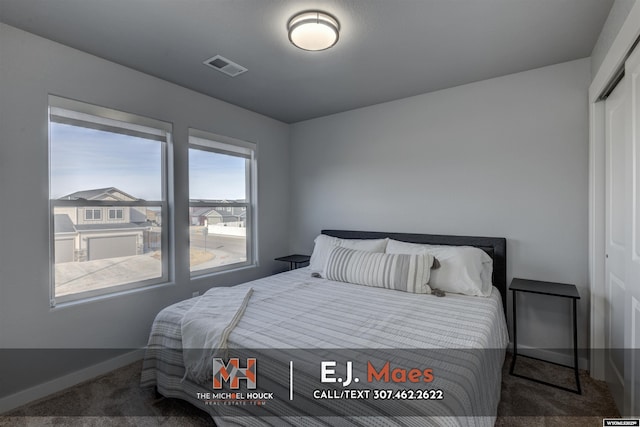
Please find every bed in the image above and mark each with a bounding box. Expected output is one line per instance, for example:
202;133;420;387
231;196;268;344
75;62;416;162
141;230;509;426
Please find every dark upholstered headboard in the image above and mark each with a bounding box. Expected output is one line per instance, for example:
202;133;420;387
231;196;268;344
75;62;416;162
321;230;508;312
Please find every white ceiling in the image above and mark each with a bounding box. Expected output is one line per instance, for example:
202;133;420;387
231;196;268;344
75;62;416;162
0;0;613;123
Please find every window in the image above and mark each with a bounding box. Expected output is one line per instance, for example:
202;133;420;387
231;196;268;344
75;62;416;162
188;129;256;275
84;209;102;221
108;208;124;220
49;95;170;305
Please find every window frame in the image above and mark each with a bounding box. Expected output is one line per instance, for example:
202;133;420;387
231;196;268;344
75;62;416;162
84;208;102;221
108;208;124;220
188;128;257;277
48;95;171;307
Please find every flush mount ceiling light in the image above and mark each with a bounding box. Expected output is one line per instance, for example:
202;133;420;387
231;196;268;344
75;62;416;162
288;11;340;51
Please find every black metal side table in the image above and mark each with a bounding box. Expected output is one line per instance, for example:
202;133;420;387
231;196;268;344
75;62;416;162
275;254;311;270
509;278;581;394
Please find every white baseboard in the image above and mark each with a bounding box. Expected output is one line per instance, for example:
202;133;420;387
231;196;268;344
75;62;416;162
508;342;589;371
0;348;145;414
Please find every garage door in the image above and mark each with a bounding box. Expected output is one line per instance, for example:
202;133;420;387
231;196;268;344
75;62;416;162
55;239;74;263
88;235;137;261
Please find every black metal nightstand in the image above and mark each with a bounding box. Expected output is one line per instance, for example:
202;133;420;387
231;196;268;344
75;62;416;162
509;278;581;394
275;254;311;270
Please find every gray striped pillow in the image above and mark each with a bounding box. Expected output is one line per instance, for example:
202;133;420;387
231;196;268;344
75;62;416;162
324;246;434;294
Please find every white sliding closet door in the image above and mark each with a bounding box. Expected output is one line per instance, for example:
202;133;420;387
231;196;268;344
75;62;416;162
604;46;640;417
604;66;628;413
625;47;640;417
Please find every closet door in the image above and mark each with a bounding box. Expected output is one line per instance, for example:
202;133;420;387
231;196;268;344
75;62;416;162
625;47;640;417
605;46;640;417
604;70;628;413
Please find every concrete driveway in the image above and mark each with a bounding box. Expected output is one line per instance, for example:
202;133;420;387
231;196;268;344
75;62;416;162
55;233;247;296
55;253;162;296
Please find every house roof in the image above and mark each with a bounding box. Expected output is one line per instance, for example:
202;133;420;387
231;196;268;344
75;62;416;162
59;187;140;201
192;207;246;219
75;222;148;232
54;214;76;233
191;207;215;217
189;199;246;204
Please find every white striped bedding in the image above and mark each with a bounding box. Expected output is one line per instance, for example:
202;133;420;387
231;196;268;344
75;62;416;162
141;267;509;426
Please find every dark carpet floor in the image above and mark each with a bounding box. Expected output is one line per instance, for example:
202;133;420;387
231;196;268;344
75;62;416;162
1;352;620;426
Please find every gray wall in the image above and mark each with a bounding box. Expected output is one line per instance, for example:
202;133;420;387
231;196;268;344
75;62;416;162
591;0;638;77
290;58;591;362
0;24;290;396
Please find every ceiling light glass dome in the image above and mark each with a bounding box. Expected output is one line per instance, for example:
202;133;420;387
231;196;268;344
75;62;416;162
288;11;340;51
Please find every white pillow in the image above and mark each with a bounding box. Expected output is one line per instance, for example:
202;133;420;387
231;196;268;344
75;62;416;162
309;235;388;276
341;238;388;252
325;246;434;294
309;235;341;274
385;239;493;297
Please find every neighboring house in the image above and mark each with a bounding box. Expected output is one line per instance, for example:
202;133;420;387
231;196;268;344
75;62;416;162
54;187;151;263
190;202;246;227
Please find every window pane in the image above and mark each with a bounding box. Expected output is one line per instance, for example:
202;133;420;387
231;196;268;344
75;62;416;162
188;131;254;276
189;207;247;273
50;123;162;201
49;99;168;303
188;149;246;201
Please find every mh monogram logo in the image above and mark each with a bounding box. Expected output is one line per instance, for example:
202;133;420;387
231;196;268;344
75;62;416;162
212;358;257;389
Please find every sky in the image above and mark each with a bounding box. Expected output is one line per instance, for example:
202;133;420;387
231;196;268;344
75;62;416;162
50;123;246;201
188;148;245;201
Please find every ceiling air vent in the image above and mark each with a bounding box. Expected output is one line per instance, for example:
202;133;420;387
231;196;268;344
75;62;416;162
203;55;247;77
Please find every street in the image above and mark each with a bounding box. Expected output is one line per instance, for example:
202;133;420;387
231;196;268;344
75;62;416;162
189;227;247;272
189;227;246;257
